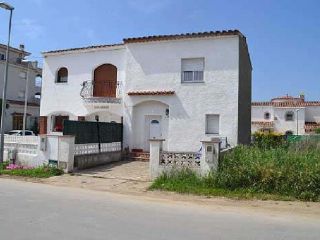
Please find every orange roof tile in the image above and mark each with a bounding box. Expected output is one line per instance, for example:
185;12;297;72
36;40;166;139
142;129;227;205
251;121;274;127
305;122;320;133
123;30;243;43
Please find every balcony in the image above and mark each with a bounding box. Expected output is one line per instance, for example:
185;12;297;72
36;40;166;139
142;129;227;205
80;80;122;104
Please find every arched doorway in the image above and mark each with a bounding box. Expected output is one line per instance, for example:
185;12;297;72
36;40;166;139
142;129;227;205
132;100;169;151
93;64;117;97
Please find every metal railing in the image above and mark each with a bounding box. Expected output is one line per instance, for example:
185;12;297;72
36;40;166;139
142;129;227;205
80;80;122;103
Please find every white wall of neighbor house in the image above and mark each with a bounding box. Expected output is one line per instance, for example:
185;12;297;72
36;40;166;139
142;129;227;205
123;36;242;152
251;106;274;121
0;60;41;103
40;46;126;117
305;106;320;123
3;104;39;132
252;106;306;134
273;107;305;134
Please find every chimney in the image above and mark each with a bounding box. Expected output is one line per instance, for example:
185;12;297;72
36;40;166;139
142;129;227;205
19;44;25;52
299;93;305;101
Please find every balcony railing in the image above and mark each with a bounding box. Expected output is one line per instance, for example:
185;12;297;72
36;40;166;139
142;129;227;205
80;80;122;104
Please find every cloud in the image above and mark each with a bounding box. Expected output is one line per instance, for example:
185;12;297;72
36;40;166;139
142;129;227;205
128;0;171;14
15;18;44;40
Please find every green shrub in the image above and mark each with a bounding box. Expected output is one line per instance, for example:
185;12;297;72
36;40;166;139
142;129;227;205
315;128;320;134
151;142;320;202
0;165;64;178
252;131;287;149
217;144;320;201
0;161;9;170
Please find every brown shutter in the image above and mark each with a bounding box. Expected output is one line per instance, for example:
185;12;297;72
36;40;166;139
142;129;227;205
39;116;47;134
78;116;85;121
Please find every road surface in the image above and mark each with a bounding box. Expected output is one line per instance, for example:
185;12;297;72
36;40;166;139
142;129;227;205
0;179;319;240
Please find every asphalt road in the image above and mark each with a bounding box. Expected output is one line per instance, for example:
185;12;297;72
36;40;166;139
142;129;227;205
0;179;319;240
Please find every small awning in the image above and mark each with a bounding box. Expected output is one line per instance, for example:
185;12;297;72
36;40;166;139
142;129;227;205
127;90;175;96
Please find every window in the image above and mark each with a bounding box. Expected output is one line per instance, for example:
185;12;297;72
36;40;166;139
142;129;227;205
264;112;270;120
206;114;219;134
285;111;294;121
0;53;5;60
56;67;68;83
181;58;204;82
52;115;69;132
35;75;42;87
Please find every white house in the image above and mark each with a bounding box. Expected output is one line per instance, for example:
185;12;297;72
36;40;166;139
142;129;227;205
252;95;320;135
40;30;252;152
0;44;42;133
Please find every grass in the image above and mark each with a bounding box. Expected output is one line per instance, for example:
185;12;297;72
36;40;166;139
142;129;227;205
150;140;320;202
0;162;64;178
150;169;296;201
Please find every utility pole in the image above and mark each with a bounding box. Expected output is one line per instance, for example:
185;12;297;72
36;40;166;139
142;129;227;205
0;2;14;163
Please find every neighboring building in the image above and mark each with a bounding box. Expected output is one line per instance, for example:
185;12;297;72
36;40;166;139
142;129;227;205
252;95;320;135
40;29;252;152
0;44;42;133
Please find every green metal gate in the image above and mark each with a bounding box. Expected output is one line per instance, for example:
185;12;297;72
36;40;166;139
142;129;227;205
63;120;122;144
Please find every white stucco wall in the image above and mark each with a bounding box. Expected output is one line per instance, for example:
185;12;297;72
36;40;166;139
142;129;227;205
252;106;274;121
305;106;320;123
0;61;41;104
124;36;241;151
2;104;39;133
42;35;251;151
40;46;125;133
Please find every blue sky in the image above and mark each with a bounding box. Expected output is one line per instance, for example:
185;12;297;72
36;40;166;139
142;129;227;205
0;0;319;100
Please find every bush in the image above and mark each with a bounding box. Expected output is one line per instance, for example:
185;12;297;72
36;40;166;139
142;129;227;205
315;128;320;134
216;144;320;201
0;165;64;178
151;142;320;201
252;131;287;149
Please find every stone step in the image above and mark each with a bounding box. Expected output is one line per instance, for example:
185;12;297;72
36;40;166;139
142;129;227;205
128;151;150;161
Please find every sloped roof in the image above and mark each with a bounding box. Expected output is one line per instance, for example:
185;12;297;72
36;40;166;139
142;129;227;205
252;101;320;107
123;29;243;43
43;29;245;55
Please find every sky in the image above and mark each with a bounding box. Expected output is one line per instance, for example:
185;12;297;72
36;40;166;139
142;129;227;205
0;0;319;101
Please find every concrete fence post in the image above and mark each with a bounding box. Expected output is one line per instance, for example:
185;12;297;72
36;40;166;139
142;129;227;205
44;135;75;173
200;138;221;176
58;135;75;173
149;139;165;179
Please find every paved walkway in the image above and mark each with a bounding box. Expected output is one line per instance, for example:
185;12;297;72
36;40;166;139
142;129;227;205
44;160;151;194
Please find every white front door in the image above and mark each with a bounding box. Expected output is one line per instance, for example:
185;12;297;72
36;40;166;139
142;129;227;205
145;115;162;151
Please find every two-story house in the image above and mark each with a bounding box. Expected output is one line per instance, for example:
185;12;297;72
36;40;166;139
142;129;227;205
40;30;252;152
252;94;320;135
0;44;42;133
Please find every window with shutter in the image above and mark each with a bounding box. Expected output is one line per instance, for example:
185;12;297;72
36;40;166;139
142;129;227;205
181;58;204;82
206;114;219;134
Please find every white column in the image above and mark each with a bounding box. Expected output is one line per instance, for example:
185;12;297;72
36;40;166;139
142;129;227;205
200;139;221;176
58;135;75;173
149;139;164;179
